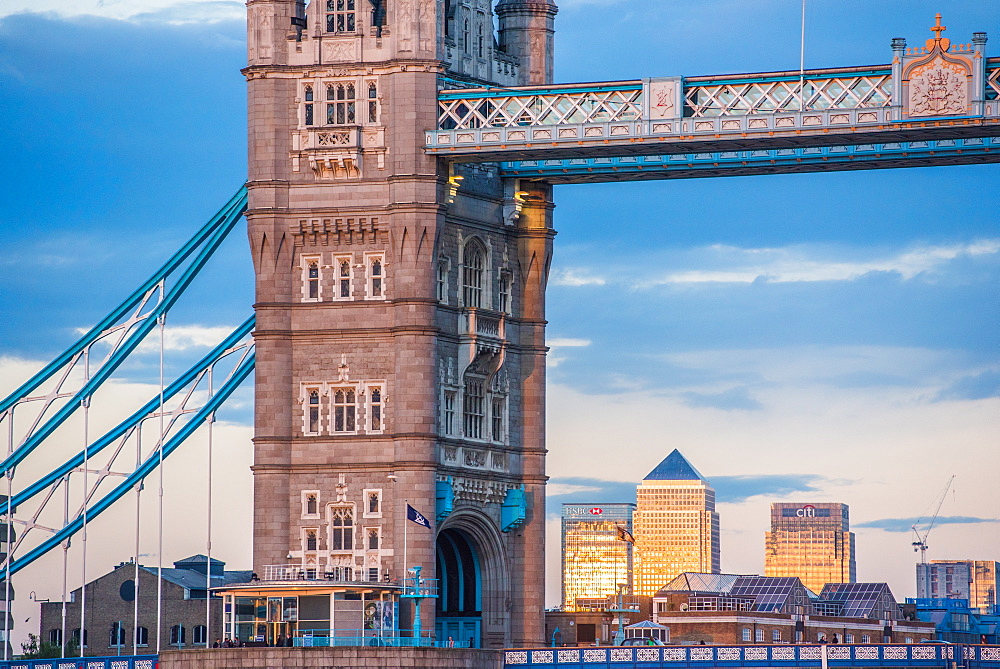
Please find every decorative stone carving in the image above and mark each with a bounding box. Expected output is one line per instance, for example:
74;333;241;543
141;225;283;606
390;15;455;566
907;56;969;116
649;80;676;119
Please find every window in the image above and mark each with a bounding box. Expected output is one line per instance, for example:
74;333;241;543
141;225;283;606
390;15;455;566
135;626;149;647
861;635;870;644
110;623;126;648
332;388;357;432
443;391;456;435
742;628;752;642
498;272;511;314
368;386;383;431
327;83;356;125
302;256;321;301
463;378;485;439
368;82;378;123
771;629;781;642
462;18;470;52
72;628;87;648
306;389;321;434
368;492;380;515
325;0;356;33
491;397;504;442
476;14;484;58
330;507;354;550
462;241;485;308
368;529;379;550
363;489;382;518
48;629;62;647
905;637;914;644
365;253;385;298
305;493;318;516
170;625;185;646
193;625;208;646
335;257;353;299
305;85;315;126
368;567;379;581
845;633;854;643
755;628;764;642
437;258;450;303
305;530;318;551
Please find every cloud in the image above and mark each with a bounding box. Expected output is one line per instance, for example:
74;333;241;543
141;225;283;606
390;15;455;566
681;386;762;411
0;0;244;22
712;474;829;504
641;240;1000;287
551;269;606;287
546;477;640;506
935;370;1000;402
855;516;1000;533
75;324;238;353
548;338;591;348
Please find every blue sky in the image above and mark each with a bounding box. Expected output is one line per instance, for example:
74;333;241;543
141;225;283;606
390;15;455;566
1;0;998;633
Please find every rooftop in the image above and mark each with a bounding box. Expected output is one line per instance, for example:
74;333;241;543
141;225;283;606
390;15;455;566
643;449;706;482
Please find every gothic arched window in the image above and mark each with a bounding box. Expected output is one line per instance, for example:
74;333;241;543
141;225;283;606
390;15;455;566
462;240;486;308
368;529;379;550
463;376;485;439
333;388;356;432
304;85;314;126
330;507;354;550
307;389;320;434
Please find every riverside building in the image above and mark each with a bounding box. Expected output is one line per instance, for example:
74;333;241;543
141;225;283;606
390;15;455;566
634;451;720;597
764;502;856;595
561;503;636;611
917;560;999;613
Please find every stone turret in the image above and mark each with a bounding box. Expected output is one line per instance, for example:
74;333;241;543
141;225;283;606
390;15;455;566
496;0;558;85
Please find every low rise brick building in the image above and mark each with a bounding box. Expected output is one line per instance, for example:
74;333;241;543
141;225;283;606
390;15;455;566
39;555;250;656
651;573;935;645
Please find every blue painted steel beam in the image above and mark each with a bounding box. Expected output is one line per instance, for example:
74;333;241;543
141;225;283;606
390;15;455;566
0;186;247;415
499;136;1000;184
6;353;255;576
8;316;254;514
0;193;248;477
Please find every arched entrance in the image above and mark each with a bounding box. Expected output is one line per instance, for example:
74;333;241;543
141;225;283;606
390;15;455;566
436;528;482;648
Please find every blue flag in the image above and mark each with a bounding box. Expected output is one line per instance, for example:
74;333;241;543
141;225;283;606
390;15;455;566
407;504;431;529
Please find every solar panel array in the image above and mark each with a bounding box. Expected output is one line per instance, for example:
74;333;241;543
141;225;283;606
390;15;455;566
819;582;891;617
731;577;804;612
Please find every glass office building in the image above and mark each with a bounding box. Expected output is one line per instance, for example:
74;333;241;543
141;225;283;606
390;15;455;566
633;450;720;597
917;560;1000;613
561;503;636;611
764;502;856;595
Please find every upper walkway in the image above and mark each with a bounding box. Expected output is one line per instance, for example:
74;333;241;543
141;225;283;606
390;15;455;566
426;30;1000;182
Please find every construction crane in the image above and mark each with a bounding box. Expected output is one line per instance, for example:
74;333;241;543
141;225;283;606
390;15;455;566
911;475;956;564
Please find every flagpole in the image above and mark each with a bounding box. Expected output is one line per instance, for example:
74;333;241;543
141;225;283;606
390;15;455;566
403;498;408;579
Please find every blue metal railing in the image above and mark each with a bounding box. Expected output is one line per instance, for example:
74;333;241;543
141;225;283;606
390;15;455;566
504;643;1000;669
0;655;157;669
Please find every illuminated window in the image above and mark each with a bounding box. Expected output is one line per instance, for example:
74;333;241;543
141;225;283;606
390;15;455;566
326;0;356;33
332;388;357;432
327;83;356;125
330;507;354;550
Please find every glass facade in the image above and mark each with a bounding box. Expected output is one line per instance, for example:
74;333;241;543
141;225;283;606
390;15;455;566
634;474;720;597
917;560;1000;613
764;502;856;595
561;504;636;610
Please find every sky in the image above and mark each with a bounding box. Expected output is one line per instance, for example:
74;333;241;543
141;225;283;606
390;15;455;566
1;0;998;650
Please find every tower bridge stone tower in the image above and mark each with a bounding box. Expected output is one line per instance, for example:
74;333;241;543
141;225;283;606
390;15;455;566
244;0;556;647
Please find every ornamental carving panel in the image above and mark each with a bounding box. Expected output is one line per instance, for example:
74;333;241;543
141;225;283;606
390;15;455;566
505;651;528;665
610;648;633;662
907;55;969;117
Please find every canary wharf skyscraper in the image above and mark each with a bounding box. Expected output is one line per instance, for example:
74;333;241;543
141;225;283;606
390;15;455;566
765;502;856;595
561;503;636;610
634;450;720;597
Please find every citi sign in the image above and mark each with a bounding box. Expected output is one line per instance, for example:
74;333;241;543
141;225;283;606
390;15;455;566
796;504;817;517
